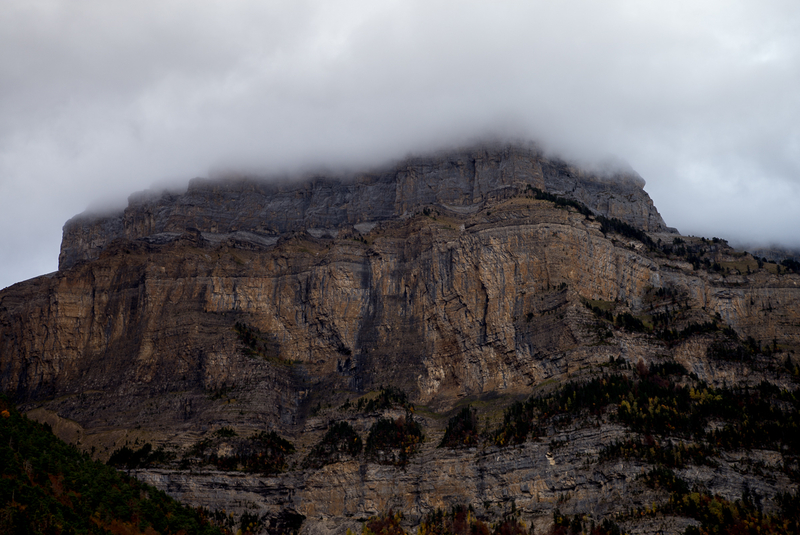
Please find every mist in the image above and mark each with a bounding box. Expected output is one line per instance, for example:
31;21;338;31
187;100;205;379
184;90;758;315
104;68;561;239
2;1;799;289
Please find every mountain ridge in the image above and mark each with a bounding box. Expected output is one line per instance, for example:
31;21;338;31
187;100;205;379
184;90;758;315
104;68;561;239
59;145;671;271
2;143;799;534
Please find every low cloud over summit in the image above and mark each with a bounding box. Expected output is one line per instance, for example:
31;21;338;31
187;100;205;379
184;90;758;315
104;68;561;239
1;0;799;288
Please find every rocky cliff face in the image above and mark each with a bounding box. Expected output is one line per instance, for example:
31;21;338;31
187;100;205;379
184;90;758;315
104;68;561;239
58;145;670;271
2;144;799;534
132;418;792;535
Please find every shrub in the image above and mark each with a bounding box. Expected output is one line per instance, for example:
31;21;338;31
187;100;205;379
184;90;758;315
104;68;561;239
352;386;413;413
182;429;295;474
640;467;690;495
615;312;647;333
664;490;790;534
365;414;423;466
304;421;362;469
494;374;635;446
492;518;529;535
214;426;237;438
706;339;754;362
418;506;490;535
362;510;407;535
234;321;281;360
107;442;174;469
599;437;716;468
239;431;296;474
439;406;480;449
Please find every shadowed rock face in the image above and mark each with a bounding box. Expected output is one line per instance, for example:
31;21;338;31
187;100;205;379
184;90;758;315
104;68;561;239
2;144;799;534
58;145;669;271
131;422;791;535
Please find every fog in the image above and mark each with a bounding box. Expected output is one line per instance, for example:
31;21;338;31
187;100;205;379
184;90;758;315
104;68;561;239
2;1;799;289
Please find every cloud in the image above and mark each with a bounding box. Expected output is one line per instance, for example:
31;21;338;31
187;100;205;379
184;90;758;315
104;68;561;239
2;0;799;288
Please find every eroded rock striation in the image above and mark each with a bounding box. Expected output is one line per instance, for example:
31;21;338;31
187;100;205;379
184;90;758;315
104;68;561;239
2;144;799;534
58;145;670;271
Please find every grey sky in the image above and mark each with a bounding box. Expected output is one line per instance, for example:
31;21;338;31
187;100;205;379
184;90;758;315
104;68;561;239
2;0;799;289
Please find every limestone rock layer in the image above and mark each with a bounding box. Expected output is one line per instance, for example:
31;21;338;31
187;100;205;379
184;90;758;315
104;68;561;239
58;145;669;270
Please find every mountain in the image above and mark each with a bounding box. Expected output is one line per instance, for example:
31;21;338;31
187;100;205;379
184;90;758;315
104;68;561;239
1;143;799;534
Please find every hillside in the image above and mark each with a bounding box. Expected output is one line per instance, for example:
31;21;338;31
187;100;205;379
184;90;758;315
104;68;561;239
1;144;799;534
0;395;227;534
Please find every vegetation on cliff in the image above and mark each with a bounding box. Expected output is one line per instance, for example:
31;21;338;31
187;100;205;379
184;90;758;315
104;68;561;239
352;508;532;535
353;507;630;535
365;413;424;466
233;321;283;363
599;437;717;469
527;184;800;279
180;429;295;474
0;396;223;535
438;406;480;449
107;441;175;470
526;185;657;250
304;420;363;469
492;359;800;460
640;467;800;534
342;386;414;413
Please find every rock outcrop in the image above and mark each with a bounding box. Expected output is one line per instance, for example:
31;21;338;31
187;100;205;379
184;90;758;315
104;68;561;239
133;420;791;535
58;145;670;271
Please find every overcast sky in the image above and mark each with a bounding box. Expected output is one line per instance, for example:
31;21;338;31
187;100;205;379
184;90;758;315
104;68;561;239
2;1;799;290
